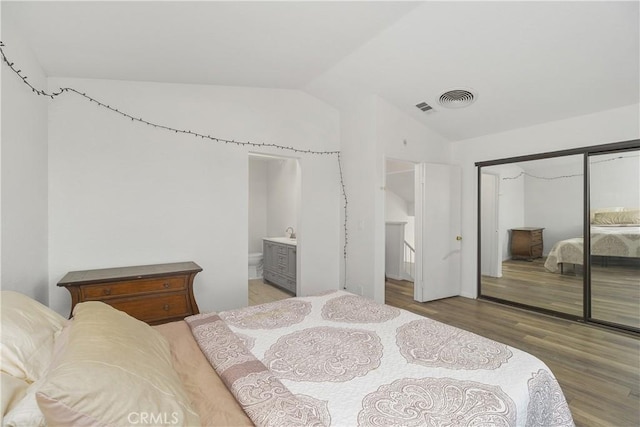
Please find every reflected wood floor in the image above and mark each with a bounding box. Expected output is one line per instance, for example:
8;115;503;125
386;278;640;427
248;277;639;426
482;258;640;329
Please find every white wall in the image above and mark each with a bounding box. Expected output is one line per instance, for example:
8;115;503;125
266;158;300;239
523;158;583;253
338;95;378;298
1;22;50;303
47;77;340;315
248;157;267;254
451;103;640;298
590;151;640;210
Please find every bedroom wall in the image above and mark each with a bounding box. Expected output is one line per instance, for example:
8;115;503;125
0;22;50;303
451;103;640;298
338;95;378;298
47;77;340;315
523;158;583;254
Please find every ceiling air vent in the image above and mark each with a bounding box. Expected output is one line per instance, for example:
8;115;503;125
415;101;433;112
438;88;477;109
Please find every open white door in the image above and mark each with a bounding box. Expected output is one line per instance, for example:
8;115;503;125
414;163;461;302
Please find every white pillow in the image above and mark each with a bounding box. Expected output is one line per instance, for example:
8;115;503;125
1;372;28;417
35;301;200;426
0;291;66;382
3;379;46;427
592;209;640;225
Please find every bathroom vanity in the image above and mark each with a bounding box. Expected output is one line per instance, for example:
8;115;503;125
262;238;296;295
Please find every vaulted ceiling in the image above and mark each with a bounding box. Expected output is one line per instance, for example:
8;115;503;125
3;1;638;141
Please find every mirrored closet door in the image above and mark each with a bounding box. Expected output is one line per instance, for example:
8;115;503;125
478;139;640;333
588;149;640;329
480;155;584;317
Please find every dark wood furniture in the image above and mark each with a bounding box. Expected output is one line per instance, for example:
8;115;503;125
510;227;544;260
57;261;201;325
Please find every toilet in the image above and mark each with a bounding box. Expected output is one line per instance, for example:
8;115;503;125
248;252;263;279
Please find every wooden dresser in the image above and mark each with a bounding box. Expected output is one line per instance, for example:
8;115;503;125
510;228;544;260
57;261;201;325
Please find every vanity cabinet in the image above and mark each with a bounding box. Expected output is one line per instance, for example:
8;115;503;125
263;239;296;294
510;228;544;260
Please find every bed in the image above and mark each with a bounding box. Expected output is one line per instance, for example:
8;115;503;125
544;209;640;273
1;290;574;426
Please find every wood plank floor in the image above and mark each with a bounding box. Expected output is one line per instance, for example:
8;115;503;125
248;279;291;306
386;278;640;427
482;258;640;329
249;277;640;426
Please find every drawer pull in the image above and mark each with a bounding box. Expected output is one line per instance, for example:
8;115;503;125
163;304;170;311
103;288;112;296
163;282;170;288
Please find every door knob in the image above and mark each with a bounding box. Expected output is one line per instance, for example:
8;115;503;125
456;236;462;241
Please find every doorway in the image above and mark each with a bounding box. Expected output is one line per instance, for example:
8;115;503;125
248;153;300;305
384;159;416;302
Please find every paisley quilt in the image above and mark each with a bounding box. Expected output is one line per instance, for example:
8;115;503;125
544;226;640;273
186;290;574;427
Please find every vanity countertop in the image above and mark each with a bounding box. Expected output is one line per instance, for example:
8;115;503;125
263;237;297;246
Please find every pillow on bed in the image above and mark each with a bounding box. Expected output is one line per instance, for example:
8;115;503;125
3;379;47;427
589;207;624;222
592;210;640;225
35;301;200;427
0;291;66;382
1;372;29;418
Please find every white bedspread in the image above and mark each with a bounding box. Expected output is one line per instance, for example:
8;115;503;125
187;290;574;426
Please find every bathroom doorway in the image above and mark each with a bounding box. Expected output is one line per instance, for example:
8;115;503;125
248;153;300;305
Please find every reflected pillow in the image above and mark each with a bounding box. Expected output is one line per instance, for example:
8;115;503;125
589;207;624;222
592;210;640;225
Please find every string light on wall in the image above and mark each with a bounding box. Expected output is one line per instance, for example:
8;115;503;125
502;154;639;181
0;41;350;288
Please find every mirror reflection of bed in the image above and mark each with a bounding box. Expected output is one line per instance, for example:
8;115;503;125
480;150;640;331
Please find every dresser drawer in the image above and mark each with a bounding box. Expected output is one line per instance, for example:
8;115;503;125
107;294;189;323
531;244;543;258
81;276;186;300
530;230;543;243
